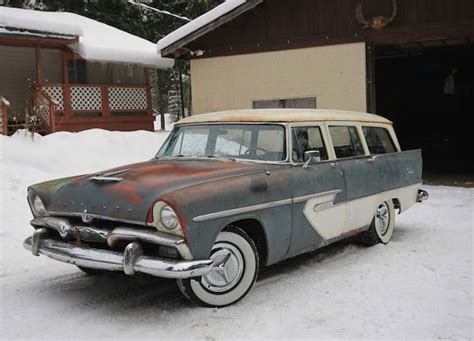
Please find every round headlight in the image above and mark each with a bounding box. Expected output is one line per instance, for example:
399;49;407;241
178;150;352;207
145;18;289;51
160;205;179;230
32;194;47;216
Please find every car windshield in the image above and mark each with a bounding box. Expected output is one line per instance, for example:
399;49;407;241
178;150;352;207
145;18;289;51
157;124;287;162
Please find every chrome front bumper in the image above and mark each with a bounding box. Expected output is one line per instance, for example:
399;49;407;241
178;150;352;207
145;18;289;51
24;228;214;279
417;189;429;202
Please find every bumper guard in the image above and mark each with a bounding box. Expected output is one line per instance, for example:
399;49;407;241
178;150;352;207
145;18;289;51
24;228;213;279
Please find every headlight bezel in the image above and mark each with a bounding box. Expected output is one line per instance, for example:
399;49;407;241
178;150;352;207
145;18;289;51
160;205;179;230
28;190;48;217
148;200;184;236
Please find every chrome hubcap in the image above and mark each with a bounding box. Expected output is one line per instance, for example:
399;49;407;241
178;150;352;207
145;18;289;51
375;202;390;236
201;242;244;293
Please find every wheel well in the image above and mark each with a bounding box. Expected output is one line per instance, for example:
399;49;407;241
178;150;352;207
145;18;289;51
225;219;268;267
392;198;401;214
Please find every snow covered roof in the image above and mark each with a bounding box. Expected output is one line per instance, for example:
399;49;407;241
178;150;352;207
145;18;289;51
0;7;174;68
156;0;262;57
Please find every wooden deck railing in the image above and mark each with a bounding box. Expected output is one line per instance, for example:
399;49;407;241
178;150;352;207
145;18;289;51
33;90;57;133
1;97;10;135
37;84;152;118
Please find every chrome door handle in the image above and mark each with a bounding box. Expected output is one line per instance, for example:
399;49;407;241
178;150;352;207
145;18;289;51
366;156;377;163
330;162;338;168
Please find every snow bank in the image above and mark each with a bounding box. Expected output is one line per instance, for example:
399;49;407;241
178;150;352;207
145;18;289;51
156;0;247;54
0;130;472;339
0;7;174;68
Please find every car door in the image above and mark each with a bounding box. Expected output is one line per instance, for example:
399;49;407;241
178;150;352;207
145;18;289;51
362;125;422;191
327;123;384;234
288;124;346;257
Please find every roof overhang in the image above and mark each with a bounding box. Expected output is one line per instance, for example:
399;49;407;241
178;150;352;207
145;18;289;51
0;26;78;44
157;0;263;58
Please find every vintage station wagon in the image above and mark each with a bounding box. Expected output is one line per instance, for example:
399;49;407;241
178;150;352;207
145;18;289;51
24;109;428;307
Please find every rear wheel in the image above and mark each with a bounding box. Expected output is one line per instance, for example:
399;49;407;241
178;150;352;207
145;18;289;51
177;227;259;307
359;200;395;246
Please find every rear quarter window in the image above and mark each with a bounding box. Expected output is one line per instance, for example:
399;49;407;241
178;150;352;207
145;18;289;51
363;126;397;154
329;126;365;158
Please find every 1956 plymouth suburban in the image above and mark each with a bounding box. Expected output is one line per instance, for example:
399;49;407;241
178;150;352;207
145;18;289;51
24;109;428;307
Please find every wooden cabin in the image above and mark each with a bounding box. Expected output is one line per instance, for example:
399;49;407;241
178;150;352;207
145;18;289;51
0;7;174;134
157;0;474;175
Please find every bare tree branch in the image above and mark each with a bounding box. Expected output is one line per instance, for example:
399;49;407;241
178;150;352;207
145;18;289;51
127;0;191;22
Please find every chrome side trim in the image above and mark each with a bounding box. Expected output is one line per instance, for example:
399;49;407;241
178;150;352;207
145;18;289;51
23;237;213;279
192;189;343;222
89;176;123;183
193;198;293;222
293;189;342;204
30;217;193;260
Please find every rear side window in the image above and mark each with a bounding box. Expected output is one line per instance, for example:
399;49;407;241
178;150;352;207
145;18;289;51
363;126;396;154
329;126;365;158
292;126;328;162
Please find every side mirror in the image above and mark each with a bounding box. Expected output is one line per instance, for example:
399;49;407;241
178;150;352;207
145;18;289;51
303;150;321;168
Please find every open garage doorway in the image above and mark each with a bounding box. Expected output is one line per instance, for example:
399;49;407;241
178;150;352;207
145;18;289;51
374;41;474;186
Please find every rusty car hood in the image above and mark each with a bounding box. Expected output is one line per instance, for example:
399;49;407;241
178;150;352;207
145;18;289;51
29;159;277;224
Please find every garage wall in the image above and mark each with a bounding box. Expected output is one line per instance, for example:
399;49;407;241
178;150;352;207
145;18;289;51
190;42;367;115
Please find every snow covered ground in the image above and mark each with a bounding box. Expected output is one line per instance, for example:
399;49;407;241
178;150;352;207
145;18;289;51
0;130;472;339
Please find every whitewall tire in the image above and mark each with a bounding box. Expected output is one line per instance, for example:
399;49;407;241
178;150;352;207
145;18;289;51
177;227;259;307
360;200;395;246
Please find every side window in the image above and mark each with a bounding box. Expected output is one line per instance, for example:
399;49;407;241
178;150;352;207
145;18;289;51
292;126;328;162
329;126;365;158
363;126;397;154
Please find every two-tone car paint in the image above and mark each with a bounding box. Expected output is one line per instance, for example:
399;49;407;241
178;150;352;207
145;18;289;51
24;109;427;306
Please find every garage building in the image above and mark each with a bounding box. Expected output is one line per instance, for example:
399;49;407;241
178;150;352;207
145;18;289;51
157;0;474;178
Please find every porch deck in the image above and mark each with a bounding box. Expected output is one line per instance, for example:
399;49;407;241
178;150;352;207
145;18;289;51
37;83;154;133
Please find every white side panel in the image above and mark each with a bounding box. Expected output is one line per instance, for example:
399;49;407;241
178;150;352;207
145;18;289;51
301;183;422;241
343;183;421;233
303;192;345;240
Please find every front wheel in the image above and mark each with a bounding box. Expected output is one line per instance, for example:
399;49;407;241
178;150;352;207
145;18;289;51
359;200;395;246
177;227;259;307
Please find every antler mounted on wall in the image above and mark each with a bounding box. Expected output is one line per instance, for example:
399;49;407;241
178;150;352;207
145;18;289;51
356;0;398;30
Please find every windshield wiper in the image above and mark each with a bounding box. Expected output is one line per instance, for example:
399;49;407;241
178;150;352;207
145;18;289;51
206;155;236;161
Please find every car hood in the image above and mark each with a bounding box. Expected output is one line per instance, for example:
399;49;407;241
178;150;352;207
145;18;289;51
29;159;275;224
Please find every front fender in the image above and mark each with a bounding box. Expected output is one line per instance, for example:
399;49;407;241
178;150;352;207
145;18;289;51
160;167;292;265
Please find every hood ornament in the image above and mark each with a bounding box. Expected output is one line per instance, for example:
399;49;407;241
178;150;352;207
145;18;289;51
90;168;130;183
81;209;94;224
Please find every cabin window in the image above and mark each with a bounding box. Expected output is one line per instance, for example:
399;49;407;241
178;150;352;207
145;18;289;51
292;126;328;162
329;126;365;158
68;59;87;84
362;126;397;154
40;49;62;83
253;97;316;109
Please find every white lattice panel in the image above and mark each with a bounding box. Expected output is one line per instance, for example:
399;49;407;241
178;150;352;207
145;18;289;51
36;95;51;125
42;86;64;111
71;86;102;111
109;87;148;111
